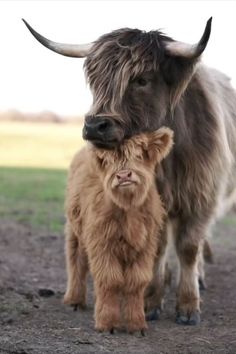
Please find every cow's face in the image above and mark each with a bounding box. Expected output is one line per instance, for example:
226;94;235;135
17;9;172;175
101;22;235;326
23;18;212;148
82;21;211;148
83;69;170;149
92;127;173;209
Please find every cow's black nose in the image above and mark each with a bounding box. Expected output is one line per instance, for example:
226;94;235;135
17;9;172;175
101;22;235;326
82;114;125;148
83;116;113;140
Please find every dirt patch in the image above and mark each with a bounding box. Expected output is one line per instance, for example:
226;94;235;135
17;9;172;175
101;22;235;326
0;216;236;354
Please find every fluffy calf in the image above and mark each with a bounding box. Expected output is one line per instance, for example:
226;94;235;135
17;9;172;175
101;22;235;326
63;127;173;333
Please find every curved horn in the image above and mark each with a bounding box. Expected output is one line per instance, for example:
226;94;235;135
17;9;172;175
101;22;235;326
165;17;212;59
22;19;93;58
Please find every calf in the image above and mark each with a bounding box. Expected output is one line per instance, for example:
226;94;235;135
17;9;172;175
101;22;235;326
63;127;173;333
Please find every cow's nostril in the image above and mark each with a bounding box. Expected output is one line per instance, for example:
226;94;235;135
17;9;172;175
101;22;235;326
98;121;109;132
127;171;132;178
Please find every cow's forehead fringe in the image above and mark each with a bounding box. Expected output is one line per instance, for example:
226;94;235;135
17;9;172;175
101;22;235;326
84;28;173;113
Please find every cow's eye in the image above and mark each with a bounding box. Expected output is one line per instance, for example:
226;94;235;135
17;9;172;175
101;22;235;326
136;78;148;86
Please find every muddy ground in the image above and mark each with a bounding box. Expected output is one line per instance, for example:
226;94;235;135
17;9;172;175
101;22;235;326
0;214;236;354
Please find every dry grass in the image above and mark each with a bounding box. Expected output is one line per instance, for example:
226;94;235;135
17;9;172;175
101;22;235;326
0;120;85;169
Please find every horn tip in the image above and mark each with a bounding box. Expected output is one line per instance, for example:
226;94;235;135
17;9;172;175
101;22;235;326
206;17;213;29
22;18;31;31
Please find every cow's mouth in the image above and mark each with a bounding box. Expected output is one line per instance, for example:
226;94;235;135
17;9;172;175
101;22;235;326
88;138;120;149
82;116;125;149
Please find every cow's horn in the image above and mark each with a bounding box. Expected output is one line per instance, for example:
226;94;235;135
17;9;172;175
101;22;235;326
165;17;212;59
22;19;93;58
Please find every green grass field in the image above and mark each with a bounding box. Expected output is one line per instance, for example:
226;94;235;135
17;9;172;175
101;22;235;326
1;120;235;234
0;121;85;232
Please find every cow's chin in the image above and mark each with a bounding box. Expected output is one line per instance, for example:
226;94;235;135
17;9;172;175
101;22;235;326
90;139;120;150
106;182;149;210
84;127;125;150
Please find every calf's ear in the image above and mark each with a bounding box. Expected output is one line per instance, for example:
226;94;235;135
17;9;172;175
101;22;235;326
145;127;173;163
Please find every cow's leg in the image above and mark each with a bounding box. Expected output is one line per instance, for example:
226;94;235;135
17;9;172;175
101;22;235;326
218;187;236;216
175;220;206;325
145;225;169;321
198;246;206;291
63;225;88;309
199;234;214;290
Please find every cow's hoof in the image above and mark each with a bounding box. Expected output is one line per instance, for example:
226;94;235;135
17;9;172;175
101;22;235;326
198;278;207;291
145;307;161;321
175;310;200;325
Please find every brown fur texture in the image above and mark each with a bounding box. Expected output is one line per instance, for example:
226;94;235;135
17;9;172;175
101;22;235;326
64;128;173;333
82;27;236;324
25;20;236;324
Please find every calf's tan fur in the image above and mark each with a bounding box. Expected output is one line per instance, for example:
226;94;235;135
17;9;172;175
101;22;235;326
64;127;173;333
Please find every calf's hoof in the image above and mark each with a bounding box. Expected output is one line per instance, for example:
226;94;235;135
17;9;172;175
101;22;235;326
63;294;86;310
145;307;161;321
95;324;116;334
127;322;148;335
128;327;147;336
175;310;200;326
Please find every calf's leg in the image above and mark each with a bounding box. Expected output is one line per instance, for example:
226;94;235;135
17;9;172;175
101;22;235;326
63;225;88;309
124;287;147;334
95;285;121;332
124;257;154;332
145;226;169;321
91;255;123;332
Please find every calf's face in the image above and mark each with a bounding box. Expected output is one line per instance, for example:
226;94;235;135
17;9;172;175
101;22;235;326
93;127;173;209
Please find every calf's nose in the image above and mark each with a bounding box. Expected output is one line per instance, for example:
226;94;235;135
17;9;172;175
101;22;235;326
116;170;132;183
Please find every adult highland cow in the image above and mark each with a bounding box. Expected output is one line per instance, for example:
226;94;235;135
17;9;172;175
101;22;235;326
24;18;236;325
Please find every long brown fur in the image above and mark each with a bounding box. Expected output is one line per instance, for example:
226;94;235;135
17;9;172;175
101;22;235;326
26;20;236;325
83;27;236;324
64;128;173;333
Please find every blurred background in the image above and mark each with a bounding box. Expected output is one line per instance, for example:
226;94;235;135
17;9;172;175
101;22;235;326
1;0;236;233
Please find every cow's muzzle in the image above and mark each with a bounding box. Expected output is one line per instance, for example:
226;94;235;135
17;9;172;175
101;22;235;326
83;115;125;149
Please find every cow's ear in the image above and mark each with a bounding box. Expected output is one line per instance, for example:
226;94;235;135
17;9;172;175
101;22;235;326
161;18;212;109
144;127;174;163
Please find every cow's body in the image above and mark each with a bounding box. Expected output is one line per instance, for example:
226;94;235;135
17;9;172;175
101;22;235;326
24;18;236;325
145;65;236;323
159;65;236;219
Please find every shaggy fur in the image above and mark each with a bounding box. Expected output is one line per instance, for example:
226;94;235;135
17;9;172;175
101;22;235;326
82;25;236;324
64;128;173;333
24;19;236;325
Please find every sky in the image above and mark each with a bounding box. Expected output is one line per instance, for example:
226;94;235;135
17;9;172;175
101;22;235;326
1;0;236;116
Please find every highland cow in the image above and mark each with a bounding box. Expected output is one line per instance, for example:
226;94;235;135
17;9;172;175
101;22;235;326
24;18;236;325
63;128;173;333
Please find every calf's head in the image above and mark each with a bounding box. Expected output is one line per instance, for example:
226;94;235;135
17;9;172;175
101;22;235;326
23;18;212;148
92;127;173;209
